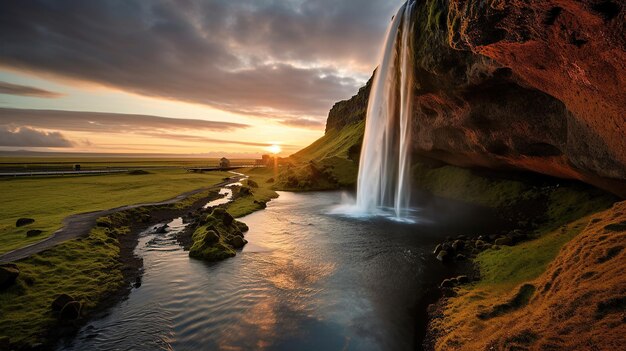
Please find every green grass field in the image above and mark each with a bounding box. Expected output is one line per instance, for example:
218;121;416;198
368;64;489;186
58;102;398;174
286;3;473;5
0;157;256;171
226;167;280;218
0;169;229;254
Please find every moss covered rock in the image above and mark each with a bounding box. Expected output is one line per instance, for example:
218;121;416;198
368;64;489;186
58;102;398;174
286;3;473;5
188;208;250;262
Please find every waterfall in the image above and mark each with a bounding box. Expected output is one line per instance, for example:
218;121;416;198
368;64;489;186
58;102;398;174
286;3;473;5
355;1;415;219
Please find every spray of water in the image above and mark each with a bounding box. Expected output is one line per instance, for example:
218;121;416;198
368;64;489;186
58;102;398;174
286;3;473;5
355;1;415;219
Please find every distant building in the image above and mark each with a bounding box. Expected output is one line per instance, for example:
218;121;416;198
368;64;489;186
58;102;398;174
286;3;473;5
261;154;271;165
73;164;81;171
219;157;231;169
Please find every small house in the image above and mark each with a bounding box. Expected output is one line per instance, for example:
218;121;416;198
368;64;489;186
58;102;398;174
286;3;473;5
219;157;231;169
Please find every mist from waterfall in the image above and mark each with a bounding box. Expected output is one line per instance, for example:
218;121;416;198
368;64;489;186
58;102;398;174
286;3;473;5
355;0;415;220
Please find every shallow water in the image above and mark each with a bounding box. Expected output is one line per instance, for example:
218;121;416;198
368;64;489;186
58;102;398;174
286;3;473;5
59;191;505;351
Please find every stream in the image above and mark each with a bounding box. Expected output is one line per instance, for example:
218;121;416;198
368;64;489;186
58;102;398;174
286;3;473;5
58;189;505;351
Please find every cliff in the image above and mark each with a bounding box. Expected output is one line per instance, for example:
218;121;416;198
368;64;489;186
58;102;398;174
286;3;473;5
312;0;626;197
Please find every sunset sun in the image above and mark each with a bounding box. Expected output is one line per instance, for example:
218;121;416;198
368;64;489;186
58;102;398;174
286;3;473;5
267;144;282;155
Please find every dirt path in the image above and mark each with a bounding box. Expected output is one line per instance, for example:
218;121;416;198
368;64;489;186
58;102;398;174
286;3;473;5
0;177;242;263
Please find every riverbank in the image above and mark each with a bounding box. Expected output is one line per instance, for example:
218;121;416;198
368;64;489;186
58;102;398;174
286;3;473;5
0;169;231;255
0;170;278;349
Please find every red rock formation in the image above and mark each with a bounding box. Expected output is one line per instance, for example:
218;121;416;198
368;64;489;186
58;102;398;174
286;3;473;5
406;0;626;196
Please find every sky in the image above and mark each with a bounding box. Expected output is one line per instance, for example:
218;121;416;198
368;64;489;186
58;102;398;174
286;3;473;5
0;0;402;157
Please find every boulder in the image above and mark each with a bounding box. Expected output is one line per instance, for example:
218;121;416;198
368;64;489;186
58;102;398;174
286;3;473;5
0;264;19;289
211;208;234;226
15;218;35;227
456;254;467;261
433;244;443;256
203;230;220;245
452;240;465;251
155;224;168;234
436;250;450;262
440;278;455;288
495;237;513;246
228;235;247;249
51;294;75;312
59;301;81;320
247;179;259;188
456;275;470;284
26;229;43;237
266;177;275;183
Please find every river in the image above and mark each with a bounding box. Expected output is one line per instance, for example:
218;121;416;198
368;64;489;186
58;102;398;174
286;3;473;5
58;190;504;351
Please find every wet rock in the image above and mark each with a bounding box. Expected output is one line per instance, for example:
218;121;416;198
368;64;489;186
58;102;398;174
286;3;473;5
440;278;455;288
203;230;220;245
51;294;75;312
26;229;43;237
155;224;168;234
495;237;513;246
211;208;234;226
433;244;443;256
60;301;82;320
475;240;487;247
452;240;465;251
456;275;470;284
436;250;450;262
228;236;247;249
15;218;35;227
456;254;467;261
0;263;19;289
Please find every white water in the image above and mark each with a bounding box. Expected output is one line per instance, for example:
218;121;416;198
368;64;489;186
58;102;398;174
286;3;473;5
354;1;415;220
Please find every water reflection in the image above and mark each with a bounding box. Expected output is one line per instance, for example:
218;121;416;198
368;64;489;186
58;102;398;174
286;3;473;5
60;191;503;351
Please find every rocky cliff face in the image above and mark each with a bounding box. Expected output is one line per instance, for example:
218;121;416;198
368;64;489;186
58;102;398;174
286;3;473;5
323;0;625;197
324;75;372;133
410;0;625;196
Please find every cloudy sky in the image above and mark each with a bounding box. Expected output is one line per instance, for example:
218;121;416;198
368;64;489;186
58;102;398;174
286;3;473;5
0;0;402;156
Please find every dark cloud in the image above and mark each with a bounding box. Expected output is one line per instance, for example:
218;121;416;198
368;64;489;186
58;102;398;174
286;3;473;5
0;107;249;133
0;81;63;98
0;126;73;147
0;0;401;118
279;117;325;129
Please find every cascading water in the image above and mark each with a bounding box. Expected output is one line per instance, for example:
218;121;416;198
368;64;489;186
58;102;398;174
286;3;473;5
355;0;415;219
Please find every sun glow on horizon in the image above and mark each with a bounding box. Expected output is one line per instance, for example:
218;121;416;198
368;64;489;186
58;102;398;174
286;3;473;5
267;144;282;155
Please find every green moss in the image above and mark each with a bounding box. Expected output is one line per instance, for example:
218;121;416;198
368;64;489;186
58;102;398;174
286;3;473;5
474;186;615;289
412;162;528;207
224;168;279;218
188;208;249;262
0;215;129;347
475;219;586;289
0;169;229;254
